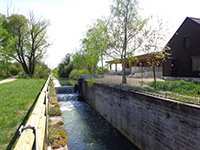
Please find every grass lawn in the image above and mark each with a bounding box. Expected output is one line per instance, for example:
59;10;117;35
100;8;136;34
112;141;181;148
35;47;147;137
148;80;200;97
0;78;46;150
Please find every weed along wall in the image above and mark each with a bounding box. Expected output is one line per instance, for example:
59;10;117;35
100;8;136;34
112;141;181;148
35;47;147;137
80;80;200;150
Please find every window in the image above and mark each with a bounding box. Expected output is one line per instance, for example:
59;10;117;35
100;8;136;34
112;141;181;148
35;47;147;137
184;36;190;48
192;56;200;71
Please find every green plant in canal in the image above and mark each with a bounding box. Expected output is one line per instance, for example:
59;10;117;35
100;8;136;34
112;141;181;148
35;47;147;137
87;77;95;87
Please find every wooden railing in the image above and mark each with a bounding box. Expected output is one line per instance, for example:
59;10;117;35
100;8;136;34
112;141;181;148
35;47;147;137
14;75;51;150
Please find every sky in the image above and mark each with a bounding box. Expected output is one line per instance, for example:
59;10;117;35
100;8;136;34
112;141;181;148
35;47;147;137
0;0;200;69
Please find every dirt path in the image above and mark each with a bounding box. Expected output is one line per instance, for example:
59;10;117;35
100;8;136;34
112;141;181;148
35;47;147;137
0;77;18;84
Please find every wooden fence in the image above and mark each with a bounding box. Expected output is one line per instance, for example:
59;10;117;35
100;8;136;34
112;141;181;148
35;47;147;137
14;75;51;150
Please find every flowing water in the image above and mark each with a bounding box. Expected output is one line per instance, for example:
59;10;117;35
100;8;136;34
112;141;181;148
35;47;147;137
54;78;139;150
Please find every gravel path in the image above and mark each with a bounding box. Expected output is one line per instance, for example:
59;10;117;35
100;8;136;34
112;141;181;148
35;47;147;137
0;77;18;84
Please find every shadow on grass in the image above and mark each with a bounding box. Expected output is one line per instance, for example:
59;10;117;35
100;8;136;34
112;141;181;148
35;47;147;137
6;82;46;150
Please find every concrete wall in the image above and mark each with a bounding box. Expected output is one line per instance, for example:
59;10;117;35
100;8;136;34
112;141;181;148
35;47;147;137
80;80;200;150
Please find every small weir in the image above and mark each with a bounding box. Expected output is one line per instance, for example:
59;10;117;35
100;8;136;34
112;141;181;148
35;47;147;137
54;78;139;150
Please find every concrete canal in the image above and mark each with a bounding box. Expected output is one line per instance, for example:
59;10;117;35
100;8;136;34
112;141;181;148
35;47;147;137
54;78;139;150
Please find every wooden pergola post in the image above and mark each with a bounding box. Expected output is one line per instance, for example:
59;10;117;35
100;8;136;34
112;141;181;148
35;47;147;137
115;63;117;73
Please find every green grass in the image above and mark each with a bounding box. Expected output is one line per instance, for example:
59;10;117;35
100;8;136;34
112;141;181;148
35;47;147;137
58;78;77;86
148;80;200;97
98;80;200;104
0;78;46;150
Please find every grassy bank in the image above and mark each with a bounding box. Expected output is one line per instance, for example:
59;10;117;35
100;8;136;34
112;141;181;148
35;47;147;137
148;80;200;97
0;78;46;150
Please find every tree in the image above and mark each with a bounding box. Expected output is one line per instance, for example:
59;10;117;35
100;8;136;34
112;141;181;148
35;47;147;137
0;12;51;78
107;0;148;84
6;14;30;75
58;53;73;78
28;11;51;77
70;19;109;78
142;18;171;88
70;23;105;75
89;19;109;77
0;13;14;75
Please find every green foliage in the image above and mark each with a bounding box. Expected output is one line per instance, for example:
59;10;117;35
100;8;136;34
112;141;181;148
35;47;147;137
58;53;73;78
87;77;95;87
0;61;23;76
148;80;200;97
107;0;148;83
69;69;89;80
96;66;109;74
0;79;45;150
33;62;51;79
70;19;109;77
52;69;59;79
127;56;139;67
0;12;51;78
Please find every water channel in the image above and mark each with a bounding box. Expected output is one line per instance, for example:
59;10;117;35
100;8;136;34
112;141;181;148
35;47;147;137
54;78;139;150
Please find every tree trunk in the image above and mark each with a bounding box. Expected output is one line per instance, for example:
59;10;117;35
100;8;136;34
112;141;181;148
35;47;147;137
101;54;103;78
122;3;128;84
122;59;127;84
153;66;156;89
20;62;29;75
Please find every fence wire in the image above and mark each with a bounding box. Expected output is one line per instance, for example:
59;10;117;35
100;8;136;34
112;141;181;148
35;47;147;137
82;74;200;104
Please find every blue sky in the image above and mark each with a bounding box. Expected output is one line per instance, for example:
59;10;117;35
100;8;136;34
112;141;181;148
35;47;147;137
0;0;200;69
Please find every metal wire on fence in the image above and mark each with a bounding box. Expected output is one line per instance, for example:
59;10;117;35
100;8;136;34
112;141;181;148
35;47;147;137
82;74;200;104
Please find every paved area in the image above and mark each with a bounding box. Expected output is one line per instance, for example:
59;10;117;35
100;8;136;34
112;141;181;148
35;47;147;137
0;77;18;84
95;75;165;87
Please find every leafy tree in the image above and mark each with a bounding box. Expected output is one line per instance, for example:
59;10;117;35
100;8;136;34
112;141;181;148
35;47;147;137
70;19;109;78
86;19;109;77
28;11;51;77
34;61;51;79
142;18;171;88
69;68;89;80
107;0;148;84
70;29;101;75
0;12;51;78
6;14;30;74
0;14;14;76
58;53;73;78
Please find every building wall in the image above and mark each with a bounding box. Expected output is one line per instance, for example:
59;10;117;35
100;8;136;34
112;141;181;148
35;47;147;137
80;80;200;150
164;18;200;77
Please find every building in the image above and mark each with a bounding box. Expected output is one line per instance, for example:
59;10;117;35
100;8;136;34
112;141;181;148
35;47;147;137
163;17;200;78
106;53;163;78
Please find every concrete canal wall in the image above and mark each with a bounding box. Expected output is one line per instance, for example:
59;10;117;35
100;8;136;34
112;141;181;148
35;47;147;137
80;80;200;150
